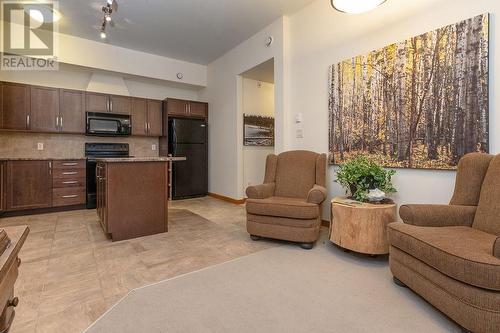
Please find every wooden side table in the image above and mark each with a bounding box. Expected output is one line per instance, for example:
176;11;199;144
330;197;396;255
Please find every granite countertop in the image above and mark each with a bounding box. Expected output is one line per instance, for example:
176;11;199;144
92;157;187;163
0;157;85;161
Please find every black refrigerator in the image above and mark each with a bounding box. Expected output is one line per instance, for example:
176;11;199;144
168;118;208;199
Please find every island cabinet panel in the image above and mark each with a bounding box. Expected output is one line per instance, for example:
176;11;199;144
5;161;52;211
96;161;168;241
1;82;30;130
59;89;85;134
30;86;59;133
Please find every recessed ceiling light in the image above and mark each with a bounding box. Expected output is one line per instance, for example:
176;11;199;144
331;0;387;14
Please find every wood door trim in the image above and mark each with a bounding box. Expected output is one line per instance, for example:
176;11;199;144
208;193;246;205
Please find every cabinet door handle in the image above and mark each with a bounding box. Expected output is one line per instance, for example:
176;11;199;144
26;115;30;127
62;162;78;166
56;116;59;128
62;171;78;175
110;99;113;112
60;116;63;129
48;161;52;175
62;180;78;184
62;195;78;198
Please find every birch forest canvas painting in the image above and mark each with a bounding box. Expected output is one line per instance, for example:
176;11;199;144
328;14;489;170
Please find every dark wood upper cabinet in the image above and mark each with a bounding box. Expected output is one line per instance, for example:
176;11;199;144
131;98;147;136
1;82;30;130
109;95;131;115
59;89;85;134
166;99;189;116
6;160;52;211
165;98;208;119
188;101;208;118
86;92;109;113
30;86;59;132
147;100;163;136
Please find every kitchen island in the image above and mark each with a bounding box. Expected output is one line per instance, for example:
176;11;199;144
95;157;185;241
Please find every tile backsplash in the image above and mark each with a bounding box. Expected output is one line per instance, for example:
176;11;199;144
0;132;160;158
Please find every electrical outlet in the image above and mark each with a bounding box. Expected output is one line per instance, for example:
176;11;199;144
296;128;303;139
37;142;44;150
151;144;157;151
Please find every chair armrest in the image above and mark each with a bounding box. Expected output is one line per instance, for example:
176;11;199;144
399;204;477;227
307;185;327;204
246;183;275;199
494;237;500;259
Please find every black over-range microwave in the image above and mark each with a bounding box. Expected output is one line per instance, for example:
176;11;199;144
86;112;131;136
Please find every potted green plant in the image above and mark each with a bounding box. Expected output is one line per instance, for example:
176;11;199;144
335;156;396;202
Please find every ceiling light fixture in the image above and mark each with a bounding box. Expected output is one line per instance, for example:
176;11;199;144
331;0;387;14
99;0;118;39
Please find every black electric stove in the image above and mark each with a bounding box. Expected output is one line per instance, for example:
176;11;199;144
85;143;130;209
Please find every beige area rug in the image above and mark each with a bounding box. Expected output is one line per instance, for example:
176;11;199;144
85;240;460;333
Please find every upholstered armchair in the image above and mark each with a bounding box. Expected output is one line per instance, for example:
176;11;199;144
387;153;500;333
245;150;327;249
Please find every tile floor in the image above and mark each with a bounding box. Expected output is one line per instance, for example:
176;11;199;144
1;197;279;333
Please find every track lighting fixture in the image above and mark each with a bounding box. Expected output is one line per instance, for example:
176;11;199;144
99;0;118;39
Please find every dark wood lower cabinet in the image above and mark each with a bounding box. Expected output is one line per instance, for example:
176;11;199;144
6;161;52;211
3;159;86;214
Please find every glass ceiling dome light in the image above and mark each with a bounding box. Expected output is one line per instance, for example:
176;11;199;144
331;0;387;14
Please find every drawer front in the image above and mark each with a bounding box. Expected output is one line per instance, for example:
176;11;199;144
52;168;86;179
52;187;86;206
53;177;86;189
53;160;85;170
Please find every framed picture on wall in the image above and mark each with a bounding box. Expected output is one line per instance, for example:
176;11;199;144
243;114;275;147
328;13;489;170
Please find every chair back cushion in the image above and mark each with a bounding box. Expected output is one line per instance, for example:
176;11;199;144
274;151;319;198
473;154;500;235
450;153;493;206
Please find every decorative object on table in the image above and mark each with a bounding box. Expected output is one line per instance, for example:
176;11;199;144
335;156;396;202
330;197;396;255
243;114;275;147
328;13;489;170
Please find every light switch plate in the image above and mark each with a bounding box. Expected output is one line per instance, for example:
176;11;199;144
37;142;44;150
151;144;157;151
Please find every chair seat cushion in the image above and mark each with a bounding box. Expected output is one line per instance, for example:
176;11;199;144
388;223;500;291
246;196;319;220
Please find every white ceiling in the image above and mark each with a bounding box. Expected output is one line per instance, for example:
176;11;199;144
57;0;316;65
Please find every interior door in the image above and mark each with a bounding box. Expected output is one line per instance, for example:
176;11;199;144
59;89;85;134
172;143;207;198
1;82;30;130
131;98;147;136
6;160;52;211
86;92;109;113
109;95;131;115
147;100;162;136
30;86;59;132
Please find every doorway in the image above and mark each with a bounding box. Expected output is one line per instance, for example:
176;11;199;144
240;58;275;195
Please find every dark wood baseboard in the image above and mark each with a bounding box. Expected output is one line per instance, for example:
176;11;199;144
208;193;246;205
1;204;87;218
321;219;331;228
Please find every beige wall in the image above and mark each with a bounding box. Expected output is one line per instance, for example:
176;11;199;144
242;78;275;192
287;0;499;218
